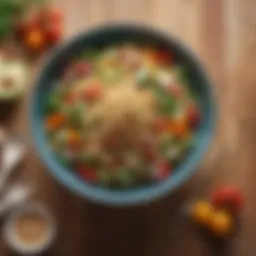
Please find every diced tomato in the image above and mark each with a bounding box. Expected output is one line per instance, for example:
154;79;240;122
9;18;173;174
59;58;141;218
72;61;91;77
167;84;183;98
83;83;103;102
168;118;189;138
155;50;174;65
46;113;66;130
153;117;189;137
155;161;172;180
78;166;98;183
187;105;201;129
211;185;245;214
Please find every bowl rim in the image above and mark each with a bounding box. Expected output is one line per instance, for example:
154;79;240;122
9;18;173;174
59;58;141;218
30;24;216;206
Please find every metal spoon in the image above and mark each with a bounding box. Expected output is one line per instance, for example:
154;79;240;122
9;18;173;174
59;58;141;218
0;183;32;216
0;136;26;191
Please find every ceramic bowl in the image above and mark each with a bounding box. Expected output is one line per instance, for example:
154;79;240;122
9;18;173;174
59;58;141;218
30;25;216;206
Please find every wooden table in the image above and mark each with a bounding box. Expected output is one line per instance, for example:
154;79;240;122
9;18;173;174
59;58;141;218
1;0;256;255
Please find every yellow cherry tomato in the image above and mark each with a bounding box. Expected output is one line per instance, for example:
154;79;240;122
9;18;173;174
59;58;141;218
208;210;234;237
190;201;214;226
25;29;45;51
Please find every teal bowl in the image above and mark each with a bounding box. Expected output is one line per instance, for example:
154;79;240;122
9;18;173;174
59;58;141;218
31;25;215;206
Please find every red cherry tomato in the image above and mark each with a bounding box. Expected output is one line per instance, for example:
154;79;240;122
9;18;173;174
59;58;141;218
187;105;201;129
84;84;103;102
39;6;64;25
155;161;172;180
155;50;174;64
78;166;98;183
16;22;30;39
211;185;245;214
16;14;41;39
45;24;63;45
49;7;64;24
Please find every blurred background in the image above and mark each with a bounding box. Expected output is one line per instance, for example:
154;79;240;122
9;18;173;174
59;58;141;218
0;0;256;255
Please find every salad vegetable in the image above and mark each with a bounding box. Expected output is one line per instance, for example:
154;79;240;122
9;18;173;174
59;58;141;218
44;43;201;188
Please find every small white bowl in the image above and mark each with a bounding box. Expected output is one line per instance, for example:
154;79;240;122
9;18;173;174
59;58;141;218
3;203;56;255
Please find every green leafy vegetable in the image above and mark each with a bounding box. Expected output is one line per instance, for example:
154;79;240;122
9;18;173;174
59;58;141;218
0;0;44;40
98;170;112;186
82;48;99;61
45;94;61;113
115;168;135;187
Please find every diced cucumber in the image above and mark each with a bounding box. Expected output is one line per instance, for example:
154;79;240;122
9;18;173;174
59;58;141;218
115;168;135;187
81;48;99;61
81;151;99;167
64;102;85;128
98;170;112;186
164;136;194;162
45;93;61;113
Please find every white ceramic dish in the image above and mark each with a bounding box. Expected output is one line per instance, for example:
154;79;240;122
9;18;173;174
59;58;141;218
3;203;56;255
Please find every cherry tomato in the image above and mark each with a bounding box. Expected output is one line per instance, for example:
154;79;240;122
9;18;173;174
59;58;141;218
39;6;64;25
25;28;46;52
49;7;64;24
16;14;41;39
25;14;42;28
16;21;30;39
83;83;103;102
155;50;174;64
190;201;214;227
155;161;171;180
187;105;201;129
208;210;234;237
78;166;98;183
45;24;63;45
211;185;245;214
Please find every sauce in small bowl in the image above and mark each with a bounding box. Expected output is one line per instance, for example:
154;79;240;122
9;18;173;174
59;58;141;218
3;203;56;255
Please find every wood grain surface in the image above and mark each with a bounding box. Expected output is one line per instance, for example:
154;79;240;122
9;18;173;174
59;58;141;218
1;0;256;255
